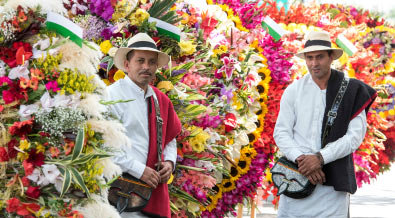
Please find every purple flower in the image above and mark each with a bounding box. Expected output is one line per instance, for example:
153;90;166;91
220;87;233;104
371;37;381;45
101;26;114;40
171;69;186;77
89;0;114;21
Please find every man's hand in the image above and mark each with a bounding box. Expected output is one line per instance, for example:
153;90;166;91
307;169;326;185
297;154;322;176
140;166;160;188
155;161;173;184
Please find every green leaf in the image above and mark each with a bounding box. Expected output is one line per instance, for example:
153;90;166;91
69;167;91;198
185;93;206;101
60;167;72;197
71;153;111;165
99;99;134;105
72;128;84;161
100;56;112;63
107;58;114;72
182;104;207;117
27;84;46;102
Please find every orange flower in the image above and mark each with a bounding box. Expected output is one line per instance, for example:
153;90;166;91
30;68;44;80
19;77;29;89
49;147;60;158
29;77;39;90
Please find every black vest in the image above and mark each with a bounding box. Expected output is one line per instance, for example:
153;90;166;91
321;69;377;194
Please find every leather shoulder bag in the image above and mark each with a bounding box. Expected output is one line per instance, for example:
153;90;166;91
108;92;163;213
270;76;349;199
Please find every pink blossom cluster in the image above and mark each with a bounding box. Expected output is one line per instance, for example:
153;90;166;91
259;34;293;83
353;153;376;187
201;149;269;217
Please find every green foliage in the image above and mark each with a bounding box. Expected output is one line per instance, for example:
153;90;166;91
148;0;181;24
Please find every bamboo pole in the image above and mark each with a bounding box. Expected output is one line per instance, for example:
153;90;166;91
250;197;256;218
237;203;243;218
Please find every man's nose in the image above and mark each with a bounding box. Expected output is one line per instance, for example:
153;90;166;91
142;61;150;69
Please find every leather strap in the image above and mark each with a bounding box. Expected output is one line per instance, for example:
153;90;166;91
322;75;350;147
152;92;163;171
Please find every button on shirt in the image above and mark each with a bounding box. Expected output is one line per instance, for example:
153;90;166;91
106;76;177;179
273;73;367;218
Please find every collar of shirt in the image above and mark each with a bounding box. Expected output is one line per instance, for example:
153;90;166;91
122;76;154;99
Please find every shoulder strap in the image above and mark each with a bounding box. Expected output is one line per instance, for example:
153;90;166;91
151;92;163;171
321;75;350;147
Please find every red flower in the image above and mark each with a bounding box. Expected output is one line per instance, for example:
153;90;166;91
0;147;9;162
2;89;16;104
8;118;33;137
6;197;20;213
15;46;32;65
26;186;41;199
27;149;45;167
7;139;18;159
22;160;34;176
224;113;237;133
21;176;30;187
16;202;40;216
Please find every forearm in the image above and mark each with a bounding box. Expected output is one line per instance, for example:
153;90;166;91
320;111;367;164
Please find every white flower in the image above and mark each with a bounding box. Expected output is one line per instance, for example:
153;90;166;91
27;168;41;182
108;47;118;57
195;160;215;171
0;60;6;77
37;174;50;186
40;92;55;112
8;61;29;80
18;104;39;119
54;177;63;193
42;164;60;184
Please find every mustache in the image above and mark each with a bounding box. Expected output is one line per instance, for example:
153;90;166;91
138;70;153;75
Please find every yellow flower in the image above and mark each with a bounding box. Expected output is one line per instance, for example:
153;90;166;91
36;143;46;153
17;152;29;161
157;81;174;92
19;139;30;151
100;40;113;55
129;9;149;26
189;127;210;153
114;70;126;81
179;40;196;56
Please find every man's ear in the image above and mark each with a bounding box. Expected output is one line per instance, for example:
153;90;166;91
124;59;129;70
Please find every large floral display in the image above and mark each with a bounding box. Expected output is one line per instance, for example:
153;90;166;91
0;0;394;218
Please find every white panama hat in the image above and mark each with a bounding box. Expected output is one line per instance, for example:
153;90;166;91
296;31;343;60
113;33;170;72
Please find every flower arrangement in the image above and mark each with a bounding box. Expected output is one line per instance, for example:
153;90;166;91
0;1;131;217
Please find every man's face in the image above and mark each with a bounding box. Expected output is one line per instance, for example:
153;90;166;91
124;50;158;90
305;50;333;80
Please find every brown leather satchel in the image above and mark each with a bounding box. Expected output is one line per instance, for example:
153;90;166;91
108;173;153;212
108;93;163;213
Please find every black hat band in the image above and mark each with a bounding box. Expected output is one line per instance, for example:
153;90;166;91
305;40;331;48
128;41;157;50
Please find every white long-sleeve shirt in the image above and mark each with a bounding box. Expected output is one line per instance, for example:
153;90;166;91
106;76;177;179
273;73;367;218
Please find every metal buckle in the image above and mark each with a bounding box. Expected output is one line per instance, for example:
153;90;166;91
156;116;163;124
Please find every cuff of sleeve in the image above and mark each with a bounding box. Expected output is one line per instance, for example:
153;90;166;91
127;160;146;179
320;147;334;165
287;149;304;163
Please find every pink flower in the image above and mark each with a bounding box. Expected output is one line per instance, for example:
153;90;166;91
45;81;60;92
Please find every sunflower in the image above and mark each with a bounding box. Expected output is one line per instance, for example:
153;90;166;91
229;166;241;181
247;130;261;144
236;159;250;175
217;4;249;32
220;179;236;192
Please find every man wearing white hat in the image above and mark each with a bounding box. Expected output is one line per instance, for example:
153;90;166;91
274;31;377;217
106;33;181;218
